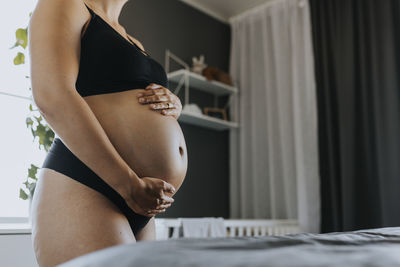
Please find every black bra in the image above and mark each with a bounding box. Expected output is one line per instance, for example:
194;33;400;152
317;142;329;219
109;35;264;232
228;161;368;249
75;3;168;97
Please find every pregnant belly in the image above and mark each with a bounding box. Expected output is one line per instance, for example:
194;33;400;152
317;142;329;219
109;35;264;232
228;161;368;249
83;89;188;194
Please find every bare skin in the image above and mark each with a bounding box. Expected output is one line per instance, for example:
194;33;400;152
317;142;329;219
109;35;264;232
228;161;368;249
28;0;187;266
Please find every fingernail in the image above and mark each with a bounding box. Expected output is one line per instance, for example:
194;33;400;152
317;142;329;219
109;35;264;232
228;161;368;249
139;98;144;102
137;93;143;97
151;84;161;89
151;104;156;108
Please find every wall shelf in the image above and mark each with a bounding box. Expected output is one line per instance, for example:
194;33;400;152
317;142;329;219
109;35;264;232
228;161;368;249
178;110;239;131
165;49;239;131
167;69;238;96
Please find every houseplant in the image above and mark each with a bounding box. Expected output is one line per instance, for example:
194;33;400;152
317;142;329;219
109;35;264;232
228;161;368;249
11;14;55;203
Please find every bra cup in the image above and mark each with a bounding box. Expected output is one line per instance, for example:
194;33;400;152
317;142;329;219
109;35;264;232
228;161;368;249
149;59;168;86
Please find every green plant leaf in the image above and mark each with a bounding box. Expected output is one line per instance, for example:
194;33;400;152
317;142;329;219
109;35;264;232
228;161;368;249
34;115;42;122
15;28;28;49
26;117;33;127
44;129;55;151
14;52;25;65
19;189;28;200
28;164;39;180
31;164;39;172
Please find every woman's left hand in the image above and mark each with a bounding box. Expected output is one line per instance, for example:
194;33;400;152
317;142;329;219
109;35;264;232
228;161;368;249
137;83;182;119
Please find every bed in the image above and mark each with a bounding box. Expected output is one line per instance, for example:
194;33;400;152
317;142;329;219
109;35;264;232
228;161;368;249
58;225;400;267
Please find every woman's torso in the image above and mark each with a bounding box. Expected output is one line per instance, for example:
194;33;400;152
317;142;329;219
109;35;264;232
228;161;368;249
68;4;188;192
83;90;188;192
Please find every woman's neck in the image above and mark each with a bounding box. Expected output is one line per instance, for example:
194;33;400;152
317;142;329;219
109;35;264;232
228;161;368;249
85;0;128;25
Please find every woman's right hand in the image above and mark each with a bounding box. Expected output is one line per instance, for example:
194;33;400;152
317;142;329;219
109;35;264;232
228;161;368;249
125;176;176;217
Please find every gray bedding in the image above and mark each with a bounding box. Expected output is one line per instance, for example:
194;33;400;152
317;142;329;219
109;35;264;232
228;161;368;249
59;227;400;267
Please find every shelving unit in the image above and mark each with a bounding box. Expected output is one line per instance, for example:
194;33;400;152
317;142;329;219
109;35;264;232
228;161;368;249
179;110;239;131
167;69;238;96
165;50;239;131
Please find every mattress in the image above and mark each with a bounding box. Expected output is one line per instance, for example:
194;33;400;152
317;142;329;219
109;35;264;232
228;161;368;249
59;227;400;267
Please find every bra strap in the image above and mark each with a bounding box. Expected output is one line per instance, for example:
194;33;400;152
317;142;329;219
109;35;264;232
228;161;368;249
84;3;95;17
126;34;150;56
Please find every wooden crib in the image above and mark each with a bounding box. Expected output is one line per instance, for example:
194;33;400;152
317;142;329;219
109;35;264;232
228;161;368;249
154;218;301;240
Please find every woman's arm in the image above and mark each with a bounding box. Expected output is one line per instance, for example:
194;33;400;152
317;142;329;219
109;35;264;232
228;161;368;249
28;0;175;210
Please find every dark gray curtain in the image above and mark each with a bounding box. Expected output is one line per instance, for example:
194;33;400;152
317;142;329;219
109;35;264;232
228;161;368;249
310;0;400;232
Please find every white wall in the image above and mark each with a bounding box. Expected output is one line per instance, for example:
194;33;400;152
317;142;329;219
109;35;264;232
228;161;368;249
0;234;38;267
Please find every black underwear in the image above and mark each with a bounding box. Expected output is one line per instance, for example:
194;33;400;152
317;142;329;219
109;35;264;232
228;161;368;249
41;137;152;235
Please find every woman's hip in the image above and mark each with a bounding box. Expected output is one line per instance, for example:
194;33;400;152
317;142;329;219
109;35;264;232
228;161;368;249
30;167;136;267
38;138;153;234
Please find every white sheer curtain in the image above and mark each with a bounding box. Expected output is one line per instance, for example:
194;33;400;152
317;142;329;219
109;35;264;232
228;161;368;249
229;0;320;233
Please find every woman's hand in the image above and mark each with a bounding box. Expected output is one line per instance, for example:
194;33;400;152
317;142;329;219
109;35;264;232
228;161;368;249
125;176;176;217
137;83;183;119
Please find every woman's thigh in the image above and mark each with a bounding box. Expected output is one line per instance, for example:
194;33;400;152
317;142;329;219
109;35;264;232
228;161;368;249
135;216;156;241
31;168;136;267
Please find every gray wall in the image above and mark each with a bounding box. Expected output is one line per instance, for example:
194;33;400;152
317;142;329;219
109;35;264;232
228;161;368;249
120;0;232;218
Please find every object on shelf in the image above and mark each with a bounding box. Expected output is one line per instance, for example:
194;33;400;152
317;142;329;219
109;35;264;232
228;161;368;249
202;66;233;86
182;103;203;115
191;54;207;75
203;107;228;121
165;50;239;131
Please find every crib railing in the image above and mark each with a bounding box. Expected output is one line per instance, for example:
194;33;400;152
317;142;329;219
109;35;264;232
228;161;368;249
154;218;301;240
224;219;300;237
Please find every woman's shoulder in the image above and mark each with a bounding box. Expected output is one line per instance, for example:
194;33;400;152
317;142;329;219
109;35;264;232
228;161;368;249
30;0;90;30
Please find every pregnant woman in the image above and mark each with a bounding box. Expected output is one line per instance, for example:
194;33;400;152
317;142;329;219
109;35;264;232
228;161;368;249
28;0;188;266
